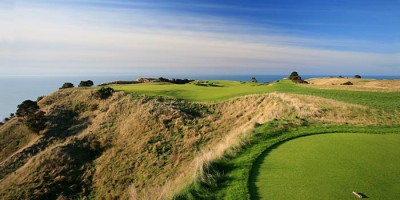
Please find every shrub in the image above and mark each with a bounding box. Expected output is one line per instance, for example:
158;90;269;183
341;81;353;85
95;87;115;99
0;121;3;126
78;80;94;87
288;71;301;81
60;82;74;89
354;75;362;79
251;77;258;83
171;78;193;84
25;111;47;134
16;100;39;117
36;96;45;102
288;71;308;84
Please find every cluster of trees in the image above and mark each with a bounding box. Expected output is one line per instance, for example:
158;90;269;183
288;71;308;84
60;82;74;89
16;100;47;134
79;80;94;87
155;77;193;84
59;80;95;90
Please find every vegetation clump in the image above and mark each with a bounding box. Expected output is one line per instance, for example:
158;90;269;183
16;100;40;117
341;81;353;85
78;80;94;87
36;96;45;102
136;77;194;84
354;74;362;79
95;87;115;99
15;100;47;133
251;77;258;83
60;82;74;89
288;71;309;84
25;111;47;134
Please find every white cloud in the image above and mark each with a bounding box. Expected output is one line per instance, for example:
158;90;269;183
0;1;399;76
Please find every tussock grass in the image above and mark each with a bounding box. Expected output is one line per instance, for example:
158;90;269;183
0;119;37;161
1;79;399;199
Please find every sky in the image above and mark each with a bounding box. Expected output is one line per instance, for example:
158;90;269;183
0;0;399;76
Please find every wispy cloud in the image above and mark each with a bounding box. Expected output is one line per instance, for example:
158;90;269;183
0;1;399;76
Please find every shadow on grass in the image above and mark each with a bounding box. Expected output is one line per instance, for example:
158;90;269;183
357;192;369;198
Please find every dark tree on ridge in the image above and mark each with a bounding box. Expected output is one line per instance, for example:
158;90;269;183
16;100;39;117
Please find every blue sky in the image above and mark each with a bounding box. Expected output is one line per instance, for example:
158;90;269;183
0;0;399;76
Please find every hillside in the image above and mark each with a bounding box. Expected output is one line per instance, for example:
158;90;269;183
1;79;399;199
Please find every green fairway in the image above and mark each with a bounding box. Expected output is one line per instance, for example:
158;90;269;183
111;81;273;102
253;133;400;200
110;80;400;110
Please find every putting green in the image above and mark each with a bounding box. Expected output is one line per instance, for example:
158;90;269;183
253;133;400;200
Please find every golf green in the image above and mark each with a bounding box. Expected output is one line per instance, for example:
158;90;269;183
253;133;400;200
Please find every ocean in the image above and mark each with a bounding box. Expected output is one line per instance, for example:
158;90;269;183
1;74;399;120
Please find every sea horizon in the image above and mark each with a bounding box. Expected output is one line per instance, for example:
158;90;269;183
1;74;400;120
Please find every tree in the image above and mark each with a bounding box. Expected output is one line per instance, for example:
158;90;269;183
16;100;39;117
288;71;301;80
95;87;115;99
25;111;47;134
354;75;362;79
79;80;94;87
60;82;74;89
288;71;308;84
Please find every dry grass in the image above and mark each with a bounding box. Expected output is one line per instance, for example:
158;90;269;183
306;78;400;92
0;118;38;161
1;89;398;199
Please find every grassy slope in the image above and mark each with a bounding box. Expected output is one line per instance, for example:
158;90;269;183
0;119;37;161
111;80;400;111
112;81;271;102
255;133;400;200
110;79;400;199
1;79;399;199
174;122;400;200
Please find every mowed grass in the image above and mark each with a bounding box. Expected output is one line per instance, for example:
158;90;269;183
111;81;273;102
110;79;400;110
254;133;400;200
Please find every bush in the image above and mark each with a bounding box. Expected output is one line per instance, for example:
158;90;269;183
16;100;39;117
288;71;301;80
60;82;74;89
78;80;94;87
288;71;308;84
354;75;362;79
25;111;47;134
341;81;353;85
36;96;45;102
170;78;193;84
95;87;115;99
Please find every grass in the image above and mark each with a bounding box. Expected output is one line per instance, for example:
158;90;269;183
111;81;271;102
174;121;400;199
111;79;400;111
254;133;400;200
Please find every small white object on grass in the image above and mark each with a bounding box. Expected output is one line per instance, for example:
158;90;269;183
352;191;362;198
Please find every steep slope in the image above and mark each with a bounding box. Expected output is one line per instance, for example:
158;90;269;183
0;88;397;199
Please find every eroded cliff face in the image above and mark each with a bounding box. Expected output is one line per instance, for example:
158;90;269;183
0;88;390;200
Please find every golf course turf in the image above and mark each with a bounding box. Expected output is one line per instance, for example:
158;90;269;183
252;133;400;200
